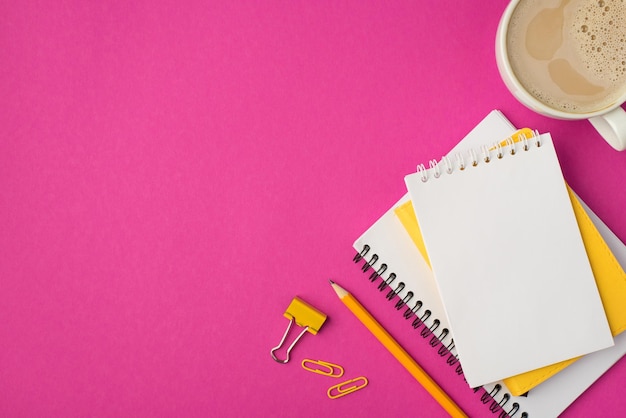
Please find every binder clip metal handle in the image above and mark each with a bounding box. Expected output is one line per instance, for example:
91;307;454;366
270;318;309;364
270;297;327;364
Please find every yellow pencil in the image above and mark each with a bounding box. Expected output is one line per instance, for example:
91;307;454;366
330;280;467;418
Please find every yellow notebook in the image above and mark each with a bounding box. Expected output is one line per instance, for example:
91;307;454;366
394;186;626;395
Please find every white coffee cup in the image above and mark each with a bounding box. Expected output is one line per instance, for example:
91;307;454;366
496;0;626;151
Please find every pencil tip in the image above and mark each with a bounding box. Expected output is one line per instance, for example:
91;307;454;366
329;279;335;285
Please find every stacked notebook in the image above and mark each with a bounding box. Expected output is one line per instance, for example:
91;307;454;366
352;111;626;417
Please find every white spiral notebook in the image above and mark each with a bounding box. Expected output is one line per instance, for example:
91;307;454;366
404;131;613;387
352;110;626;417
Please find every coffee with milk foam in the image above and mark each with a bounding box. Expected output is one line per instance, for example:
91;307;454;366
507;0;626;113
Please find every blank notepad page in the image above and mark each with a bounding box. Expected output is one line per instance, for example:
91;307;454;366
404;133;613;388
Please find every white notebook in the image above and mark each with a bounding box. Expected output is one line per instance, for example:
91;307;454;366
404;130;613;387
353;110;626;417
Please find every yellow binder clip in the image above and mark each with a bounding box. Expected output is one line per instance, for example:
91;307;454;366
301;359;344;378
327;376;369;399
270;297;327;364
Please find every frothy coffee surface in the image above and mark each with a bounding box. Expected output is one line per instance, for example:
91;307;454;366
507;0;626;113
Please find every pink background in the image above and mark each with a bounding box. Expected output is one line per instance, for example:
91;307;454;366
2;1;626;417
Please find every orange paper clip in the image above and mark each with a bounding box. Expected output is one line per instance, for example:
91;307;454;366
301;359;344;378
327;376;368;399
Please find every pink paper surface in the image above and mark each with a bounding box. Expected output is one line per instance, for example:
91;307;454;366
2;1;625;417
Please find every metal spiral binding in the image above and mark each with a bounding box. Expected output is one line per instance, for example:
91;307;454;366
353;244;528;418
416;130;542;183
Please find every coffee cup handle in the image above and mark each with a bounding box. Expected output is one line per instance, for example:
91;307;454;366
589;106;626;151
